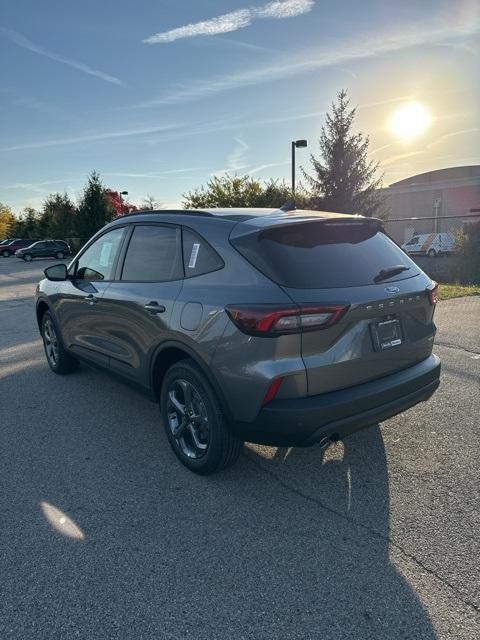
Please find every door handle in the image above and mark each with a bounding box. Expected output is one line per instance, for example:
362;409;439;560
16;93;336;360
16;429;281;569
85;294;98;304
144;301;166;314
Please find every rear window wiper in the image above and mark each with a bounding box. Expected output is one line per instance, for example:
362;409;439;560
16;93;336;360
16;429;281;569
373;265;410;283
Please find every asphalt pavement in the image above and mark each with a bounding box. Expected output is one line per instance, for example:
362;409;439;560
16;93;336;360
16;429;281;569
0;256;479;639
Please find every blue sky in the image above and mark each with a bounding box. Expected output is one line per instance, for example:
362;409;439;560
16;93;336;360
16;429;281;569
1;0;479;213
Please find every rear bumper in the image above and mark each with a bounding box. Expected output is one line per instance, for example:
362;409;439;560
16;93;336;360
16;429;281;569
231;354;441;446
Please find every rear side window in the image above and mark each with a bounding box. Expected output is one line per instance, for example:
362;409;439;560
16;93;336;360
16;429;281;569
122;224;182;282
232;220;418;289
182;228;223;278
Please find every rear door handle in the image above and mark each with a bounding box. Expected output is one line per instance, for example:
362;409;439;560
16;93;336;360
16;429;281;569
85;294;98;304
144;301;166;314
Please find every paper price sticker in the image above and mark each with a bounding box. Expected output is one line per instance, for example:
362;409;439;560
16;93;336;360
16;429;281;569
188;243;200;269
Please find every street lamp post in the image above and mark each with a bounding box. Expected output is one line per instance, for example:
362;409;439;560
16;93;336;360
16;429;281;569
119;190;128;212
291;139;307;195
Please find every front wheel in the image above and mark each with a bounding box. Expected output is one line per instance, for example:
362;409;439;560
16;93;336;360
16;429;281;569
23;253;33;262
427;249;436;257
160;360;243;474
56;252;64;259
2;250;10;257
41;311;78;374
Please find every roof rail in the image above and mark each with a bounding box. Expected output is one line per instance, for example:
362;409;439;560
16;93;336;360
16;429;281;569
113;209;215;220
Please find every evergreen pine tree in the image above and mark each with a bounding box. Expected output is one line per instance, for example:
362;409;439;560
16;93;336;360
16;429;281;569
303;90;386;217
75;171;114;238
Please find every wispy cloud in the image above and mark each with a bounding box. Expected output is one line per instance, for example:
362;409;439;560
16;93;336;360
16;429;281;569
144;1;314;44
358;95;415;110
211;137;250;176
227;137;249;172
248;160;290;175
381;128;480;167
138;19;479;106
0;179;74;193
103;167;207;179
0;123;184;152
0;27;124;86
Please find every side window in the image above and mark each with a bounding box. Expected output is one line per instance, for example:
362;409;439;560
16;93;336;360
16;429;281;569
73;227;125;281
121;225;182;282
182;228;224;278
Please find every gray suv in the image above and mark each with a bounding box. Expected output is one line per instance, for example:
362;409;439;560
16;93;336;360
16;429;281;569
35;208;441;474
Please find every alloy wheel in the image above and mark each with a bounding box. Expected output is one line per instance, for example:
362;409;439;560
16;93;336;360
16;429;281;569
166;379;209;459
43;318;59;367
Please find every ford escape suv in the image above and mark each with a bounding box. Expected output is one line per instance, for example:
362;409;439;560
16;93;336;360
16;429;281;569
35;208;441;474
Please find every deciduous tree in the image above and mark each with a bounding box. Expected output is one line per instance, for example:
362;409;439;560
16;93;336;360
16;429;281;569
0;202;15;239
182;175;308;209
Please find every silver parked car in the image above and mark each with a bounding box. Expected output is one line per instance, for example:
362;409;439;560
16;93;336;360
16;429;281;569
35;207;441;474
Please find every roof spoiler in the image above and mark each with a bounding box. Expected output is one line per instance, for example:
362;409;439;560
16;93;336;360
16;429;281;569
279;199;296;212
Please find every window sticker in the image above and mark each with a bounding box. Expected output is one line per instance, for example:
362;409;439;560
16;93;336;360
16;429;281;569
188;243;200;269
99;242;112;267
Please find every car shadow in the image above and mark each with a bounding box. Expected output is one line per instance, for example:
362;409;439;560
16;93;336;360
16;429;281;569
235;427;439;637
1;350;440;639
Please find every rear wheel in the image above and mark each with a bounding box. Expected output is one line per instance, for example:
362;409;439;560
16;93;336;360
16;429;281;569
160;360;243;474
56;251;64;259
23;253;32;262
41;311;78;374
427;249;436;257
2;249;10;257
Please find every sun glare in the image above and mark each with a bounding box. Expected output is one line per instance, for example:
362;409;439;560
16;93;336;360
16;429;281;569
388;102;431;142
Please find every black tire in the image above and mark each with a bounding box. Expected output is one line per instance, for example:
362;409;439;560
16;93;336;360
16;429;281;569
41;311;78;374
160;359;243;474
2;249;10;257
56;252;64;259
23;253;33;262
427;249;436;257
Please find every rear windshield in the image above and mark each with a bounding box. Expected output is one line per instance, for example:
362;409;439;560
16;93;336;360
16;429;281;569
231;220;419;289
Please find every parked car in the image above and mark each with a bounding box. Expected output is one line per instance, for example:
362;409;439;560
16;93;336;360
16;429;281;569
15;240;71;261
1;239;34;257
401;232;455;257
35;208;441;474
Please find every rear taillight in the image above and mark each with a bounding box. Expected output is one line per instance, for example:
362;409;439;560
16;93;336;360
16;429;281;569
225;304;348;336
427;281;439;305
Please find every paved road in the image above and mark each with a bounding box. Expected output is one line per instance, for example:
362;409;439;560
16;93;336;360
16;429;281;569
1;257;479;640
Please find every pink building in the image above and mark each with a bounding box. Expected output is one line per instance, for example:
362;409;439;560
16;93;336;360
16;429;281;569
382;165;480;243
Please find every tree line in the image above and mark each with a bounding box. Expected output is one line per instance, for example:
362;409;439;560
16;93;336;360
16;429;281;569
0;172;152;243
1;91;386;244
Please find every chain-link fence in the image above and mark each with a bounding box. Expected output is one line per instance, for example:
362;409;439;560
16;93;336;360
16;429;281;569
383;212;480;245
383;212;480;284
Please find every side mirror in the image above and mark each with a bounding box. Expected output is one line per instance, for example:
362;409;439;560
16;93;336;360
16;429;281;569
44;263;68;281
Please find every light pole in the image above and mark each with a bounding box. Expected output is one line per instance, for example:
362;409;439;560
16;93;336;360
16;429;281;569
433;198;441;233
291;139;307;195
119;190;128;212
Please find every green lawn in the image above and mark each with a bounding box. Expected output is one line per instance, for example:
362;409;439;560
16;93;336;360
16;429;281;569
438;283;480;301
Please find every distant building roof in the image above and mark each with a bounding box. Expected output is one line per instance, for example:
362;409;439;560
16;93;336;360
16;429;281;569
389;165;480;188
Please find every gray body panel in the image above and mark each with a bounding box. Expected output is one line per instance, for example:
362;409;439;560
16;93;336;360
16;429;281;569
36;208;439;437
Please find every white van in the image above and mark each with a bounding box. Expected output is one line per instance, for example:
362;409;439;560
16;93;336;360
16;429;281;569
401;233;455;257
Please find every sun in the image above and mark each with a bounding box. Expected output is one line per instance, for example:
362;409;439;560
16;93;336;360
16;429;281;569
388;102;432;142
